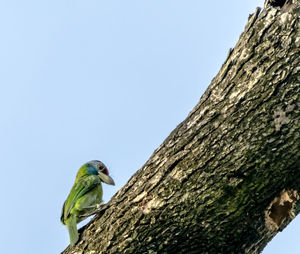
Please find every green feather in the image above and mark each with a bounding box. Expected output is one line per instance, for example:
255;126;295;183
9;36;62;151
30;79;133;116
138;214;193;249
66;215;78;247
61;175;101;222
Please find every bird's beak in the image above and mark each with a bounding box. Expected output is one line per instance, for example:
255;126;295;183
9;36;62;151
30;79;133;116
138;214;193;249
98;171;115;185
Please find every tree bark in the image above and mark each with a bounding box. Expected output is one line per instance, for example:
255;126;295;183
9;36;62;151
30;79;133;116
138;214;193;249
62;1;300;253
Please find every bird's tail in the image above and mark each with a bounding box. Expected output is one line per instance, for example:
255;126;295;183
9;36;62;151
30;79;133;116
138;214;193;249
66;215;78;247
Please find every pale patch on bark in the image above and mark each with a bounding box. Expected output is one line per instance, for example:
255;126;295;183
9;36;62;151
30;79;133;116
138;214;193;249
168;169;185;181
295;37;300;47
149;172;164;185
179;192;190;203
273;102;295;131
70;251;84;254
132;191;147;203
264;9;278;26
142;197;164;214
187;107;208;129
280;12;292;23
273;107;291;131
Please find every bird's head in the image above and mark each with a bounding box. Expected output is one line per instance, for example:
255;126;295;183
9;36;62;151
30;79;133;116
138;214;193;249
85;160;115;185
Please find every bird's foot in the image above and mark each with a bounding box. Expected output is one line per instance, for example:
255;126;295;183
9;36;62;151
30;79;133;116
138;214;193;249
78;204;105;219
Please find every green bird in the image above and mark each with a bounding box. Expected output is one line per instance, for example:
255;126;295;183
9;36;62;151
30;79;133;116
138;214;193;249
61;160;115;247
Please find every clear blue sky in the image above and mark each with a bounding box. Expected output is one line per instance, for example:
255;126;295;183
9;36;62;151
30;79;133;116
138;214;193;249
0;0;298;253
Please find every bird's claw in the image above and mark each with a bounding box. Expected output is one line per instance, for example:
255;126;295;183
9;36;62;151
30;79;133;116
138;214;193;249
78;204;105;219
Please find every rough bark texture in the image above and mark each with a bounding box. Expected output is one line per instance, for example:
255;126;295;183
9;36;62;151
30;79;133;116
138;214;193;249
62;1;300;253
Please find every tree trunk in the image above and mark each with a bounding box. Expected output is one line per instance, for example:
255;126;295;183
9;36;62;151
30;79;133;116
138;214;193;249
62;1;300;253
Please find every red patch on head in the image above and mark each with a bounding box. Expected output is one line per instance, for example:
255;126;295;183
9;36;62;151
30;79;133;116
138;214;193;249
103;167;109;175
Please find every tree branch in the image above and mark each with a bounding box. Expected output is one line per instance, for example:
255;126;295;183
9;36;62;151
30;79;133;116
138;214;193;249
62;1;300;253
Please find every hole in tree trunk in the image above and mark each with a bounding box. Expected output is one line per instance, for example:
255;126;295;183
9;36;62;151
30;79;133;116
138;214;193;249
268;0;291;7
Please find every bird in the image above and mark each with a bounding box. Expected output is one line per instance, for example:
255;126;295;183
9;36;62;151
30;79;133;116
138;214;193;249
61;160;115;247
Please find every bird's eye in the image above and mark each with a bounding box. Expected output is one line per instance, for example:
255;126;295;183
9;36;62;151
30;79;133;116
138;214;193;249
97;164;104;170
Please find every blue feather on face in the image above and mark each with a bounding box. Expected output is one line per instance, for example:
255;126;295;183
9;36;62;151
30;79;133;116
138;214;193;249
87;160;108;172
